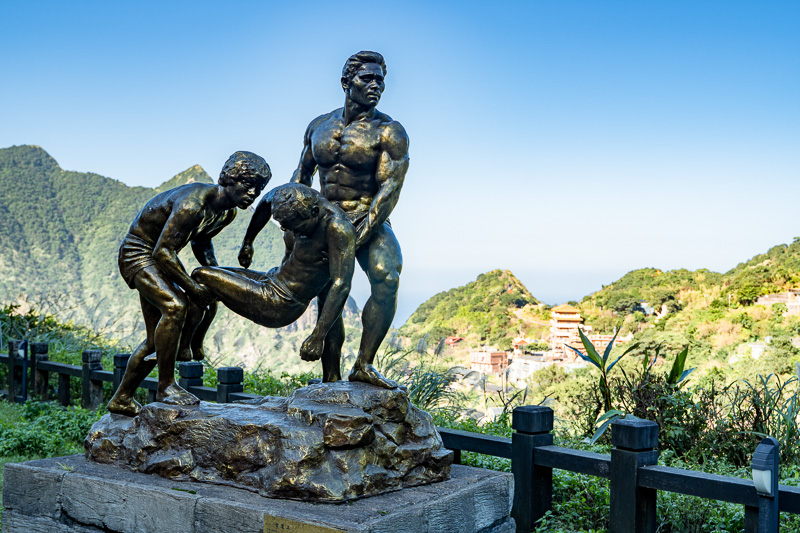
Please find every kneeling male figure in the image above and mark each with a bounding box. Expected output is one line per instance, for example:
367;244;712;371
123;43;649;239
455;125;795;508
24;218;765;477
108;151;271;417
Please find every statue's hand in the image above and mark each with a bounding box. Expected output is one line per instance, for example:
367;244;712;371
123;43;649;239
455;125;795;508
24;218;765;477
300;335;323;362
238;243;254;268
355;225;369;250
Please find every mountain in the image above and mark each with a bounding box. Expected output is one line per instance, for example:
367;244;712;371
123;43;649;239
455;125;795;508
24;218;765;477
0;145;362;372
154;165;214;193
573;241;800;375
398;269;544;349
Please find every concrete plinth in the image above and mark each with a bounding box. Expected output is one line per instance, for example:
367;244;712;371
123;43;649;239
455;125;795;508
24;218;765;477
2;456;514;533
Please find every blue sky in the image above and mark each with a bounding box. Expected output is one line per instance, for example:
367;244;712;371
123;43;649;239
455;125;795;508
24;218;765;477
2;1;799;324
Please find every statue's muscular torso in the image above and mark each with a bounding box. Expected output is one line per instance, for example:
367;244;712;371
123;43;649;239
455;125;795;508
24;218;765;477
306;107;402;213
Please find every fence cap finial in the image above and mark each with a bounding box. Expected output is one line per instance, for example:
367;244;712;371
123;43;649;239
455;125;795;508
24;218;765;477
512;405;553;434
611;418;659;451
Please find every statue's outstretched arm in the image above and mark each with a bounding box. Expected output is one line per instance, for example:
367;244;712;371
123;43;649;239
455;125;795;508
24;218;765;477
239;197;272;268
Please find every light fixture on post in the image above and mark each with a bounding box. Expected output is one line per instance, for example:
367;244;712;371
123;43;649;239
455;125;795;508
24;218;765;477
750;436;780;531
751;437;779;496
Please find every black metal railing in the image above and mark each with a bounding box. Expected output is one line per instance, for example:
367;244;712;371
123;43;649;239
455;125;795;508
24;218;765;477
2;341;799;532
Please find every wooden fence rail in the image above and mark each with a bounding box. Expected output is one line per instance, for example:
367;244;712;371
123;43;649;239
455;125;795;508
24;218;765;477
2;342;799;532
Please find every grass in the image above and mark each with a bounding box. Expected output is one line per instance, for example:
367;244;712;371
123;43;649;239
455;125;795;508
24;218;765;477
0;399;100;528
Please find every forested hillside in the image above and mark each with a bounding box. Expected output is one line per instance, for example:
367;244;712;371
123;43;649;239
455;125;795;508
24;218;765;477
0;145;362;372
398;269;547;349
575;241;800;377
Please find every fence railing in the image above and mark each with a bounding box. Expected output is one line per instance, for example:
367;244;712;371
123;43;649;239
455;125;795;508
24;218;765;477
2;341;799;532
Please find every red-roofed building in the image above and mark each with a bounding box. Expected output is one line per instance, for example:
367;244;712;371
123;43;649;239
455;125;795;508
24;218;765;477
444;336;464;346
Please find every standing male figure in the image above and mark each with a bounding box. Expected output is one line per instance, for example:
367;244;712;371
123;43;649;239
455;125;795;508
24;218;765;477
108;151;271;416
289;51;409;389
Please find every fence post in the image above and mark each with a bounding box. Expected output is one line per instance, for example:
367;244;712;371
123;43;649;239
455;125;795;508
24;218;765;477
7;340;20;401
511;405;554;532
609;418;659;533
216;366;243;403
81;350;104;409
178;361;204;391
57;373;71;406
112;353;130;392
745;437;780;533
31;342;49;399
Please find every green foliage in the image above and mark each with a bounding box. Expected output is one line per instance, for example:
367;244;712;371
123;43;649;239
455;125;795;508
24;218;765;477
202;365;318;397
566;329;638;413
0;400;103;457
378;346;467;416
0;304;123;367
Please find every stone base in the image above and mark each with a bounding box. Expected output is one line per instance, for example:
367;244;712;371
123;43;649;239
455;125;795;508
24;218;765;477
2;455;514;533
85;383;452;502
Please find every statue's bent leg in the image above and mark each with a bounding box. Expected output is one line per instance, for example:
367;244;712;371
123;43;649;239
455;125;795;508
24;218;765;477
350;224;402;389
318;283;343;382
192;267;305;328
108;293;158;416
134;266;199;406
177;297;207;362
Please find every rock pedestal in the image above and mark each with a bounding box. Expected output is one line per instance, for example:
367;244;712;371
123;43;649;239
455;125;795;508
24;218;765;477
84;381;452;502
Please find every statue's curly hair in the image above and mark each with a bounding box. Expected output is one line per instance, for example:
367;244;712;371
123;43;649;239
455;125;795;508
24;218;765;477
341;51;386;85
219;151;271;186
269;184;320;225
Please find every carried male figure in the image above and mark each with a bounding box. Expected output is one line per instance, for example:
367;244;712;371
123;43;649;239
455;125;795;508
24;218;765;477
192;183;356;383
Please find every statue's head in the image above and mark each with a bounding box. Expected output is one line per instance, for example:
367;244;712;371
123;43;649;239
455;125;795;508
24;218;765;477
270;184;321;237
341;51;386;108
219;151;271;208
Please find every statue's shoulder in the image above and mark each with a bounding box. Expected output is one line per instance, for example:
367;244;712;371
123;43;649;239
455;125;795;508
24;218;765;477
323;200;356;237
377;113;408;152
170;183;215;213
308;108;342;131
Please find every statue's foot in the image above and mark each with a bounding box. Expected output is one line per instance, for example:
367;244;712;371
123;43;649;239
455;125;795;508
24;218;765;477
300;351;322;362
107;395;142;417
348;364;399;389
322;372;342;383
191;346;206;361
157;383;200;406
177;349;193;362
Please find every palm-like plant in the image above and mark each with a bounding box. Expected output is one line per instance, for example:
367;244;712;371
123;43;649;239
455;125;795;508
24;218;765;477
566;329;639;443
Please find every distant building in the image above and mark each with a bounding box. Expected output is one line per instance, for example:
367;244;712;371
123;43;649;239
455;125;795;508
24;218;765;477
512;336;534;355
470;351;509;374
444;336;464;347
584;332;634;354
549;304;591;357
549;304;631;358
756;291;800;316
506;355;553;383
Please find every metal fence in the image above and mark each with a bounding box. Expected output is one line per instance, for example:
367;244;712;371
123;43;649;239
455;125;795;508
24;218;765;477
2;341;799;532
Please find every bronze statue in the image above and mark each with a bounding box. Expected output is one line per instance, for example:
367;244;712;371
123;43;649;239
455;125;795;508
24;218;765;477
288;51;409;389
193;183;356;382
108;151;271;416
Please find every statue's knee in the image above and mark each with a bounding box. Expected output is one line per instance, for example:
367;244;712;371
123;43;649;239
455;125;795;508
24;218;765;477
191;267;209;283
162;299;188;322
371;264;400;295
